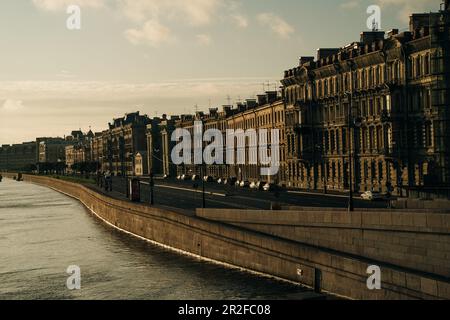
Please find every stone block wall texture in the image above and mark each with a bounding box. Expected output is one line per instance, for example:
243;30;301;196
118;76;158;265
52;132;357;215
196;208;450;279
4;174;450;300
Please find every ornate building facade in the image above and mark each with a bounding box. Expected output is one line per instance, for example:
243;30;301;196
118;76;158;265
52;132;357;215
101;112;150;176
174;92;286;184
281;3;450;197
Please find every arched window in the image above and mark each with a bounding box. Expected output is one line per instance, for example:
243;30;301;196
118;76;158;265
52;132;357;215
424;53;430;75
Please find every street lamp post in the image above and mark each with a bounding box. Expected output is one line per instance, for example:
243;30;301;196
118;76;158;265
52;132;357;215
149;170;154;205
200;119;206;209
346;91;355;212
201;162;206;209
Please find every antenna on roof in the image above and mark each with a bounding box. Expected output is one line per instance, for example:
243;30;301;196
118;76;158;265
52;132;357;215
226;95;231;106
372;19;379;32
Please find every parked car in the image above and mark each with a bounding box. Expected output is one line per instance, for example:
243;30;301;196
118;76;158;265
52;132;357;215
222;177;237;186
203;176;214;182
181;174;192;181
239;180;250;188
235;180;241;187
176;175;182;180
217;178;223;184
256;181;266;190
250;181;264;190
192;175;200;181
361;191;386;201
263;183;285;192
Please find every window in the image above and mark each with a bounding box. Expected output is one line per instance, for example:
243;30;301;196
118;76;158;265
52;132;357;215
424;54;430;75
416;56;422;78
369;99;374;116
425;122;433;147
362;69;366;88
416;123;423;147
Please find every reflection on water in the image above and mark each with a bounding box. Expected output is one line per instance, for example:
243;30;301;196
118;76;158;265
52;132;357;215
0;178;312;300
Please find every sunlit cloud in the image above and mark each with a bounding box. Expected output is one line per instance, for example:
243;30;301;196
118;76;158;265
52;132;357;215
31;0;106;11
1;99;25;112
231;14;248;28
196;34;212;46
124;19;174;47
377;0;435;23
257;13;294;39
340;1;360;10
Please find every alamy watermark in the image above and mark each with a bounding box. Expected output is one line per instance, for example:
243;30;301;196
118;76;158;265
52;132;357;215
66;5;81;30
367;265;381;290
367;5;381;31
171;121;280;176
66;265;81;290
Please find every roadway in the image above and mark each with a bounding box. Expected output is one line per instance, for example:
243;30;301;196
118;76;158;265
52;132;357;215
111;177;389;212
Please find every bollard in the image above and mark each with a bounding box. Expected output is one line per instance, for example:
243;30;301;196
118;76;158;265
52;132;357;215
314;268;322;293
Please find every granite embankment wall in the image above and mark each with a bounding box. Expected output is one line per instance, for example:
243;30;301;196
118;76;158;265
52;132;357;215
3;173;450;300
197;208;450;278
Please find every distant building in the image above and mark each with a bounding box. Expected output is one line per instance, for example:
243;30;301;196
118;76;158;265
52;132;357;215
146;117;163;176
145;115;180;177
0;142;37;171
102;112;150;176
38;138;72;164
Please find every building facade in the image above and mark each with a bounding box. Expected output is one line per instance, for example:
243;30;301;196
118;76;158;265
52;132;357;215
38;138;72;164
281;3;450;197
0;142;37;171
101;112;150;176
173;92;287;184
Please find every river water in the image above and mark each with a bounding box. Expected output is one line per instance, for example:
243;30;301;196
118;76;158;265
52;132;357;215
0;178;313;300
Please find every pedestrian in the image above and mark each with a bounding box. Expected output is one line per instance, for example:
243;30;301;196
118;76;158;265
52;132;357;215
104;171;112;192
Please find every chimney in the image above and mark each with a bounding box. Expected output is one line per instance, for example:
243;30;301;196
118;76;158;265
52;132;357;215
257;94;267;105
245;99;257;109
299;56;314;65
222;105;232;114
316;48;339;61
387;29;399;37
236;102;246;112
266;91;278;104
360;31;385;44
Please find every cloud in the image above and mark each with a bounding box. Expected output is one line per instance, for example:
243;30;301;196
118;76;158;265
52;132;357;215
118;0;227;46
231;14;248;28
118;0;223;26
32;0;105;11
1;99;25;112
0;79;279;101
340;1;360;10
124;19;173;47
376;0;434;23
257;13;294;39
196;34;212;46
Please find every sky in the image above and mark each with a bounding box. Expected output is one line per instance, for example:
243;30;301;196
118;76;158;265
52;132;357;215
0;0;441;144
